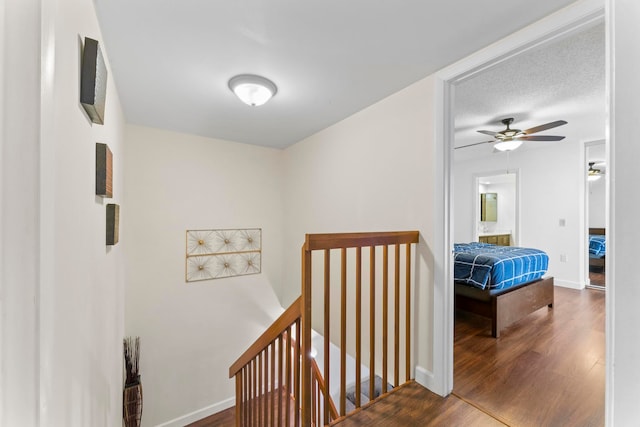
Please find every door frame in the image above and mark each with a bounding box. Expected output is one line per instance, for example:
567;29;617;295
429;0;605;399
584;139;606;289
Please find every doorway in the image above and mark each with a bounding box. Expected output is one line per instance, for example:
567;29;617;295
432;0;607;415
447;18;606;423
585;140;606;289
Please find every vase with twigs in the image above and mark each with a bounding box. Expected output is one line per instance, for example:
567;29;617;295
123;337;142;427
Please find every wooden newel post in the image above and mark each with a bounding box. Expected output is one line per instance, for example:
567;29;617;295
301;242;312;426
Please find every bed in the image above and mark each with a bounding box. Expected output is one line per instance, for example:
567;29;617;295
454;242;554;337
588;227;606;271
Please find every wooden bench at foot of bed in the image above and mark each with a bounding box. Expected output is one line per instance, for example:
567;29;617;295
455;276;554;338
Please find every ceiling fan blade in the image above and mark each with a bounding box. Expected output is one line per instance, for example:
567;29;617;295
454;140;494;149
477;130;498;137
522;120;567;135
517;135;565;141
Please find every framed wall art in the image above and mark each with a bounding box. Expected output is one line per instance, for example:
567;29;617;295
185;228;261;282
106;203;120;246
80;37;107;125
96;143;113;198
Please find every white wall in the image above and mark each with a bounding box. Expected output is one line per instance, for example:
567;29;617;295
1;0;42;424
2;0;128;425
454;140;586;288
282;76;436;381
42;0;128;424
123;125;285;426
609;0;640;422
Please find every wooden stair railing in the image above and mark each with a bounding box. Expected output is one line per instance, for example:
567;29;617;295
311;358;339;426
229;296;303;427
230;231;420;426
302;231;419;426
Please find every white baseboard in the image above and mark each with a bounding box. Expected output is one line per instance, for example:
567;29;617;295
415;365;446;397
554;279;584;290
155;396;235;427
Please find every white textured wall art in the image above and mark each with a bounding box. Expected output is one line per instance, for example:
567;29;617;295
185;228;261;282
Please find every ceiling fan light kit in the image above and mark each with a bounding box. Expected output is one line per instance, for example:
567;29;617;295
228;74;277;106
494;139;524;151
456;117;568;151
588;162;603;181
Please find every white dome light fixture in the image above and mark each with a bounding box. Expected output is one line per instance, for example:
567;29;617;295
494;139;524;151
228;74;277;106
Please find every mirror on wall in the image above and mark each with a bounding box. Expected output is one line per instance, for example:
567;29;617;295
586;141;606;288
476;173;517;245
480;193;498;222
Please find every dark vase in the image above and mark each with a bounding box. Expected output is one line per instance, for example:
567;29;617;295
123;377;142;427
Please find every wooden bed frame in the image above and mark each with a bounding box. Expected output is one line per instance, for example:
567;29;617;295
455;276;554;338
589;227;606;270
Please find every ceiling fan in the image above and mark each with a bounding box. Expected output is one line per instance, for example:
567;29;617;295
456;117;568;151
588;162;605;181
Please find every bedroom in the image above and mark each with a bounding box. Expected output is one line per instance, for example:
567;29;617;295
449;19;606;422
453;21;605;292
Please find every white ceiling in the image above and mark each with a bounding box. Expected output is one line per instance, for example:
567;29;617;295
454;21;605;158
94;0;579;149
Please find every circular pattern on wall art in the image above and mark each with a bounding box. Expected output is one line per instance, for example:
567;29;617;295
185;228;262;282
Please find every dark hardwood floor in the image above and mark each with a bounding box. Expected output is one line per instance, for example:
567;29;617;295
192;286;605;426
589;268;606;287
331;381;505;426
187;406;235;427
454;285;605;427
186;406;235;427
191;382;505;427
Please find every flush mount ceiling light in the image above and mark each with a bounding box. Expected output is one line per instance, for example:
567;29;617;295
228;74;277;106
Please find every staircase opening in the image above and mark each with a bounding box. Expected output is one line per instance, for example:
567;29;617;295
229;231;419;426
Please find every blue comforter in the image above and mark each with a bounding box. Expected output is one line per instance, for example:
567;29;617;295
454;243;549;290
589;235;606;257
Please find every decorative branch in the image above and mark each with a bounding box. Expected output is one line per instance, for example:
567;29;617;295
124;336;140;386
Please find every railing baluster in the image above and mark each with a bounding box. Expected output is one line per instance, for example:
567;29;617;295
311;372;317;426
340;247;347;417
394;243;400;388
245;365;249;427
235;371;241;427
268;340;276;427
301;246;312;426
256;357;261;427
370;245;376;401
278;334;283;427
382;245;389;394
285;327;291;427
240;367;243;427
323;248;330;425
406;243;412;382
355;246;362;408
264;349;268;426
295;318;301;427
251;359;256;427
247;360;251;427
258;352;263;427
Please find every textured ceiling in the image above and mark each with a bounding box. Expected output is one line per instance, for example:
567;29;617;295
94;0;578;148
454;21;605;157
